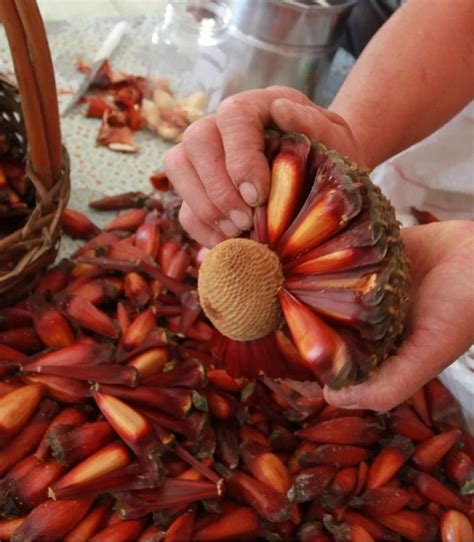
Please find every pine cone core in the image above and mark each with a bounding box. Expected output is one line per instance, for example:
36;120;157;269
198;238;284;341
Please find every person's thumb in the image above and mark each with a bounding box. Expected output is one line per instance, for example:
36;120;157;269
323;322;466;412
270;98;361;164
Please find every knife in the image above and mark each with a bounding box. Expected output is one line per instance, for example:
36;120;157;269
61;21;129;117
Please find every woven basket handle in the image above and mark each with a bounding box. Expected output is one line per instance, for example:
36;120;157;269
0;0;62;191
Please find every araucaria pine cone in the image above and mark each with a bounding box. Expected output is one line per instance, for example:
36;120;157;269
198;129;409;389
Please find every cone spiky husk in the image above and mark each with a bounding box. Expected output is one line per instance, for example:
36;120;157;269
283;139;409;386
200;130;409;387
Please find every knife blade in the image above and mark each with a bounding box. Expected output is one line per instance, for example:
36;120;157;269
61;21;129;117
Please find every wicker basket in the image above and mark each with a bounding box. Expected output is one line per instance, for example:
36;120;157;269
0;0;70;306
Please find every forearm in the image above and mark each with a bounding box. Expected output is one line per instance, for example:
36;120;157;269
330;0;474;169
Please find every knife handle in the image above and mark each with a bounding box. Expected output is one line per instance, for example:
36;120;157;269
93;21;129;63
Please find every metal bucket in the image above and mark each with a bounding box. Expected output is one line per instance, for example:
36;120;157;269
222;0;358;101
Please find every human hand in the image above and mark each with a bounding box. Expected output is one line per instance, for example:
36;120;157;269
164;86;366;248
325;220;474;412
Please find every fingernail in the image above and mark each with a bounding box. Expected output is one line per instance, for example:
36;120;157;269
239;182;259;206
229;209;253;231
218;219;240;237
323;385;358;409
272;98;290;109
